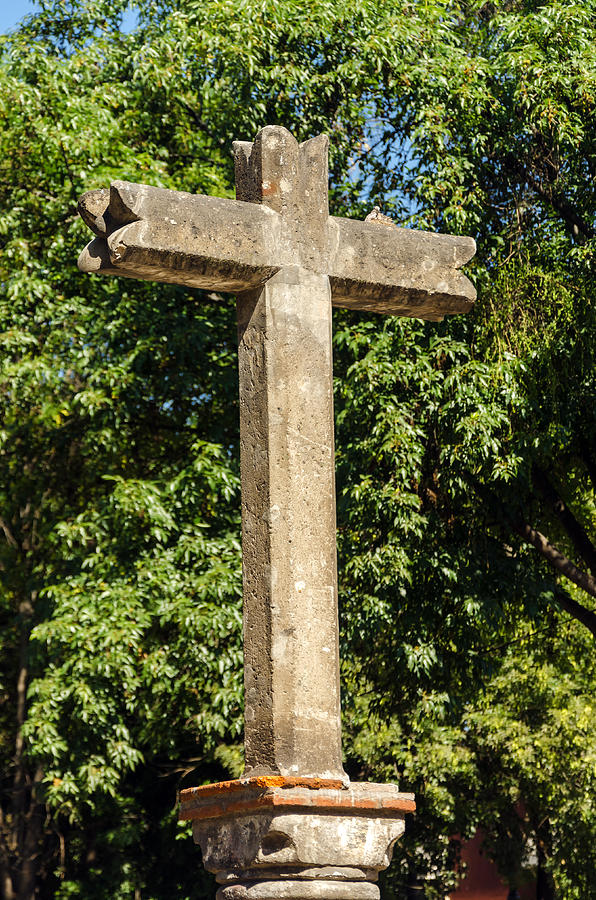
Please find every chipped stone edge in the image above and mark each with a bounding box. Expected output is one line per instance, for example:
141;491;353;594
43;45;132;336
179;778;416;822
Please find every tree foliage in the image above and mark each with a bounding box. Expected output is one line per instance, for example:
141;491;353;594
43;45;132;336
0;1;595;898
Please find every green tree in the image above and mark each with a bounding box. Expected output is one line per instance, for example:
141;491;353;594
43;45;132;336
0;1;595;898
333;1;596;895
0;7;247;895
0;1;409;895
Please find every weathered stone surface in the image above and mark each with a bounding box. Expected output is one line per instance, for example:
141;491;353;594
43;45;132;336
218;882;379;900
237;266;342;779
78;182;280;292
328;217;476;318
233;126;330;270
192;809;406;871
180;777;413;900
179;776;415;822
216;869;378;883
78;128;476;319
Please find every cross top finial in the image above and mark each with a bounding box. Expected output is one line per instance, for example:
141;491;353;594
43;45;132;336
233;127;330;270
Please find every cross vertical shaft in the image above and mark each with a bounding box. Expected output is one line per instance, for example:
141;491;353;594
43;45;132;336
234;129;343;779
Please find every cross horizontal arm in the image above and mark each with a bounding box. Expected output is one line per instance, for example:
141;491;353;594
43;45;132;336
78;181;280;293
78;176;476;321
328;217;476;319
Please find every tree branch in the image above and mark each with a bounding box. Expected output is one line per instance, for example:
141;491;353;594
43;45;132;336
533;466;596;575
525;170;594;241
173;97;225;146
469;476;596;636
0;517;18;549
512;520;596;636
554;588;596;638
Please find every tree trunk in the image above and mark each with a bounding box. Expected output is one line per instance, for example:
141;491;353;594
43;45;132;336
405;867;425;899
0;595;45;900
536;825;555;900
536;864;555;900
1;867;16;900
16;771;43;900
511;522;596;636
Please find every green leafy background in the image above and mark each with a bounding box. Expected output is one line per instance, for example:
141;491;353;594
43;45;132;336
0;1;595;897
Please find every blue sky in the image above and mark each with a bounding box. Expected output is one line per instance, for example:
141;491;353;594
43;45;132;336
0;0;38;33
0;1;137;34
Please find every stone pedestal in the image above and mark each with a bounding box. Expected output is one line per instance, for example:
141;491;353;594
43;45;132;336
180;777;415;900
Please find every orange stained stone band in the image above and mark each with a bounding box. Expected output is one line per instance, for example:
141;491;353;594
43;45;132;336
182;775;346;798
179;776;416;822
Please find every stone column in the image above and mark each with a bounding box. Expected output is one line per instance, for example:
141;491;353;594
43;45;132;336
180;129;415;900
237;266;343;780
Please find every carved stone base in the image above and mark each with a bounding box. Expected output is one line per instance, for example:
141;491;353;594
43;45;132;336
179;777;415;900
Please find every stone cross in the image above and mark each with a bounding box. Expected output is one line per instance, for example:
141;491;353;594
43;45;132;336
78;125;475;900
